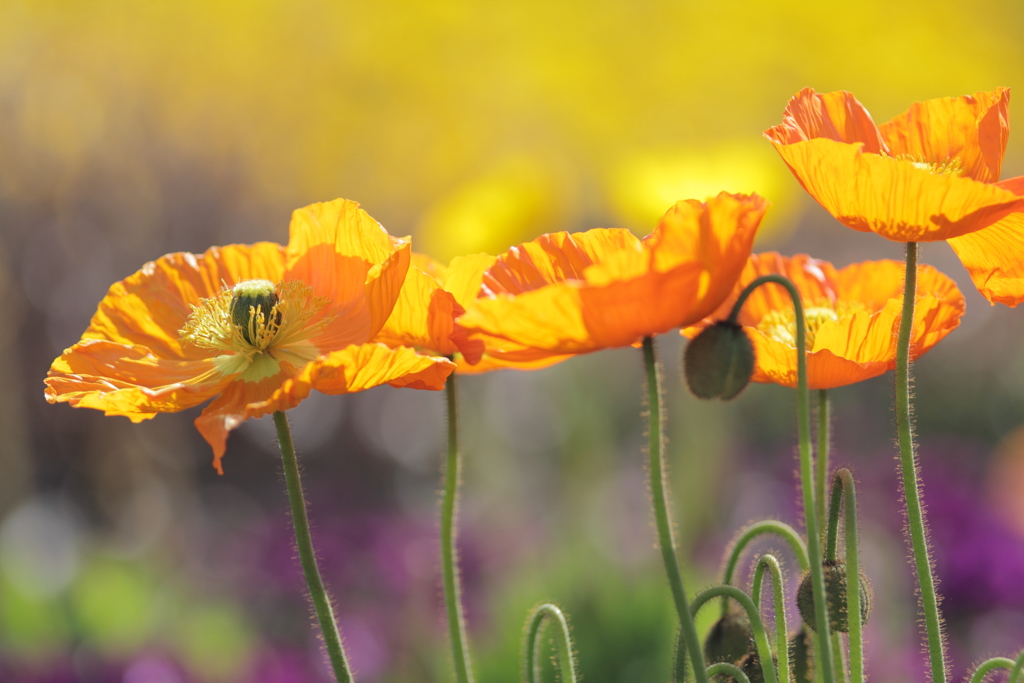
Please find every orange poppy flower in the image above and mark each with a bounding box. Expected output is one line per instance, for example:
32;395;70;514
455;192;769;365
45;199;456;472
766;87;1024;306
683;253;965;389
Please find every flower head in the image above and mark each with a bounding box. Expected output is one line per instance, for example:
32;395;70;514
45;199;456;472
766;87;1024;306
456;192;769;366
683;253;965;389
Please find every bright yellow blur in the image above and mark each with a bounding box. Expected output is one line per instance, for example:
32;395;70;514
0;0;1019;255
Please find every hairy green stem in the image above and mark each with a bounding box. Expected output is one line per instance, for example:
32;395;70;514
752;554;791;683
726;274;834;683
826;470;864;683
968;656;1019;683
643;336;709;683
274;411;353;683
523;603;579;683
817;391;830;535
442;375;474;683
721;521;809;619
691;585;779;683
707;663;751;683
895;243;947;683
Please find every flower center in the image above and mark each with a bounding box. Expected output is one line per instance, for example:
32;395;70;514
179;279;331;381
890;153;964;177
756;304;840;350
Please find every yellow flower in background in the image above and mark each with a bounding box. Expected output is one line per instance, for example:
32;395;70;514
45;200;455;472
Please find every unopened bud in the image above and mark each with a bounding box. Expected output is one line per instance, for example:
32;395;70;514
683;322;755;400
736;650;777;683
704;607;753;666
796;561;872;633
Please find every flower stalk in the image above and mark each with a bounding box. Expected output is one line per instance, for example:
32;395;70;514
523;603;579;683
442;373;474;683
273;411;353;683
643;336;709;683
895;242;947;683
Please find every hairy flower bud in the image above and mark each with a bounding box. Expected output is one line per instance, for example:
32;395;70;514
704;608;754;666
683;321;755;400
796;561;872;633
735;650;777;683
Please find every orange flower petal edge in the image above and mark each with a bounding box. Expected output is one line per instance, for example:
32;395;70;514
46;199;456;472
682;252;965;389
766;87;1024;242
457;192;769;365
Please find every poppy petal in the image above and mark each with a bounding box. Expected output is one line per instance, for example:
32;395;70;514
769;137;1024;241
83;243;286;360
765;87;885;151
879;88;1010;183
948;211;1024;306
45;339;232;418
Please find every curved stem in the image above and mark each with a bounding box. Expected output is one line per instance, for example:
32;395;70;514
721;520;809;618
895;242;947;683
816;390;830;536
274;411;353;683
752;554;791;683
726;274;834;683
824;469;864;683
643;336;709;683
523;603;579;683
691;585;779;683
707;663;751;683
442;374;474;683
1010;648;1024;683
969;658;1015;683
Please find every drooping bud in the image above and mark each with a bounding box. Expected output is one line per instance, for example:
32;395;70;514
788;627;814;683
230;279;280;345
796;560;872;633
683;321;755;400
735;650;777;683
704;607;754;666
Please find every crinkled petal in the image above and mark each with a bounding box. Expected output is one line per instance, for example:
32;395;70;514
83;243;286;360
765;87;885;152
375;265;482;361
879;88;1010;183
769;137;1024;241
442;253;498;307
948;176;1024;306
45;339;232;419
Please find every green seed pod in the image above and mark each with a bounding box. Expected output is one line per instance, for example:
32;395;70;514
704;608;754;666
683;321;755;400
796;560;872;633
788;626;814;683
230;279;280;345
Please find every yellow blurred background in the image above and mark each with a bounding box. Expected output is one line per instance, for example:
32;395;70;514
5;1;1024;681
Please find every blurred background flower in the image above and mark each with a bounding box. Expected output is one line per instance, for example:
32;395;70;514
4;0;1024;681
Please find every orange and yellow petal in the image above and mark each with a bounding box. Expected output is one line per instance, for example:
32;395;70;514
765;88;885;151
284;199;411;343
440;253;497;308
769;137;1024;242
193;344;454;472
879;88;1010;183
45;339;233;419
82;243;286;360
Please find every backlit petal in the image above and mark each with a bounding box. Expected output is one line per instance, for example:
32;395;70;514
769;137;1024;241
879;88;1010;183
83;243;286;360
46;339;232;418
765;87;885;152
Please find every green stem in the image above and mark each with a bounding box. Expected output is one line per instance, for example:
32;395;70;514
274;411;353;683
752;554;791;683
643;336;708;683
895;242;947;683
523;604;579;683
726;274;834;683
691;585;779;683
829;633;846;683
707;663;751;683
826;469;864;683
969;658;1015;683
816;391;830;535
442;374;474;683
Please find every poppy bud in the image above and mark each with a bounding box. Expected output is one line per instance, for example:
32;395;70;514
231;279;280;345
704;607;754;666
734;650;777;683
683;322;754;400
796;560;872;633
788;627;814;683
